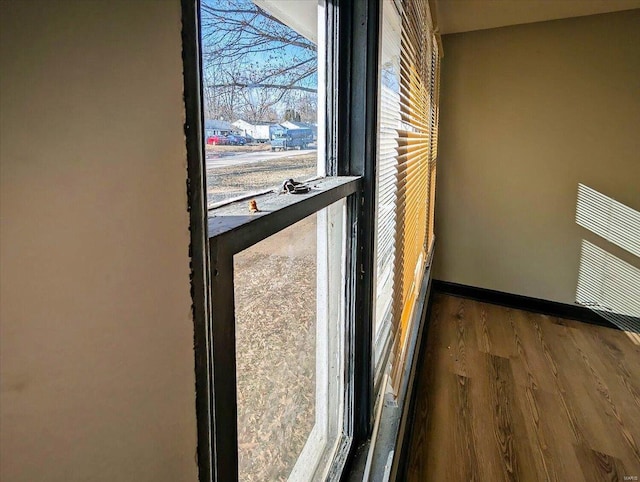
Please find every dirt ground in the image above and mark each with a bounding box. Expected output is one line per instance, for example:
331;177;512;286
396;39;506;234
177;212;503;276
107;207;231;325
208;155;319;481
207;153;317;206
234;216;316;481
206;143;271;154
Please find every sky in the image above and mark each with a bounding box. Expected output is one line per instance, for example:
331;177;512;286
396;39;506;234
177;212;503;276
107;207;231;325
200;0;318;91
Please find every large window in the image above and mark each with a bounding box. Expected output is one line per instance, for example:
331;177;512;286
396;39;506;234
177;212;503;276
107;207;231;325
183;0;441;480
191;1;361;480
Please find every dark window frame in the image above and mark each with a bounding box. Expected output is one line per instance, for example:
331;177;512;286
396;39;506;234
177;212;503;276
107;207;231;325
180;0;381;480
209;178;359;482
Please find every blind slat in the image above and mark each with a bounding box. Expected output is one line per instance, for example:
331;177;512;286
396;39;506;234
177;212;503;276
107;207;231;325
374;0;441;392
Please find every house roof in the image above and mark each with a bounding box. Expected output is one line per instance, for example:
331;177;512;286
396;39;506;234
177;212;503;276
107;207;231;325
281;121;316;129
204;119;234;130
233;119;279;127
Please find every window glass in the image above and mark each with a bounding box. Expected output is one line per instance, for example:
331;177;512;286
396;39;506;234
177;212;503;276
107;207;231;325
200;0;324;208
234;199;346;481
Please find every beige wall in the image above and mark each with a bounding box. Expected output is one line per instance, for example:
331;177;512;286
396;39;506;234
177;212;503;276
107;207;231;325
0;1;198;481
434;10;640;305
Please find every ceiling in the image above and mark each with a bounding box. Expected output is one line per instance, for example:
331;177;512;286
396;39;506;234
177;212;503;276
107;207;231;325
433;0;640;34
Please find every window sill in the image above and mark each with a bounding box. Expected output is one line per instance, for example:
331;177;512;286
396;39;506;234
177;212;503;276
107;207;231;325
207;176;361;253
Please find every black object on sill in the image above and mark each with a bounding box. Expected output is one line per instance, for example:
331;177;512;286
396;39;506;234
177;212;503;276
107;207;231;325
281;178;311;194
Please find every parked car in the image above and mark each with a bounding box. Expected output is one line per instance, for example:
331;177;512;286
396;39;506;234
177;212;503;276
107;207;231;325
226;135;246;146
206;135;229;145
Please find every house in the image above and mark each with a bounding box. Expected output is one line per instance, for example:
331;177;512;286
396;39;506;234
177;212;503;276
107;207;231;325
203;119;236;137
231;119;282;142
1;1;639;481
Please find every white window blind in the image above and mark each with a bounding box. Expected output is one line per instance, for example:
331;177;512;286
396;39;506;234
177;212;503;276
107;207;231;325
374;0;403;384
374;0;440;392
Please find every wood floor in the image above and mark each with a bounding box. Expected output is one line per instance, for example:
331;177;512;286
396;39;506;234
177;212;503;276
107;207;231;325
406;293;640;482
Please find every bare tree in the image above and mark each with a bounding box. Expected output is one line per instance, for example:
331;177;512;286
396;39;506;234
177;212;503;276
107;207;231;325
286;92;318;123
200;0;318;122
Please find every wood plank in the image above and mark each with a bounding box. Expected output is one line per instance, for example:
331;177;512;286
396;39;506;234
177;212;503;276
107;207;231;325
466;354;509;482
406;295;640;481
532;316;593;449
406;361;456;481
435;294;461;376
486;354;538;482
538;319;627;455
508;309;557;394
451;374;481;481
475;301;516;359
563;325;640;468
510;378;560;481
533;388;584;480
446;296;483;379
573;444;629;482
586;325;640;408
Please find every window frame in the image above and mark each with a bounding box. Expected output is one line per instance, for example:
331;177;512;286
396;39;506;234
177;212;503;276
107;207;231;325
180;0;382;480
210;179;359;482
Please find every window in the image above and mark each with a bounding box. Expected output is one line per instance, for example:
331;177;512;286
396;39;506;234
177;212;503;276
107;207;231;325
206;177;359;481
233;200;346;481
186;0;370;480
200;0;324;208
182;0;440;480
